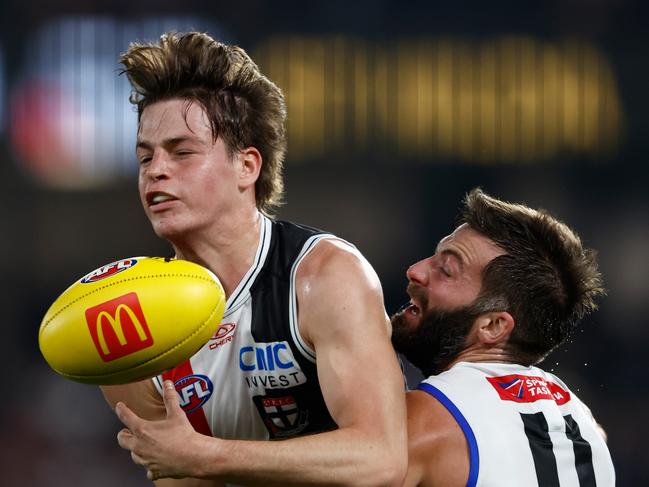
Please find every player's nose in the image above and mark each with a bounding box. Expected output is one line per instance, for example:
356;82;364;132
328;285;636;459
406;257;431;286
146;151;171;180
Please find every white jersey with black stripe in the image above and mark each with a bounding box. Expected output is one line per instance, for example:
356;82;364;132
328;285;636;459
419;362;615;487
153;214;345;442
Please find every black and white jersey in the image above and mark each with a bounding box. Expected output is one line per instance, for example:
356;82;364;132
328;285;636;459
419;362;615;487
153;215;341;440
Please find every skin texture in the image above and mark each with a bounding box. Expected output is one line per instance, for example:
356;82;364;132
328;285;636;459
101;98;407;486
398;225;518;487
404;390;470;487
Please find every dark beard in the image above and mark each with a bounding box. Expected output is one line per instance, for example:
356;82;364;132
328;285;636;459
391;304;479;377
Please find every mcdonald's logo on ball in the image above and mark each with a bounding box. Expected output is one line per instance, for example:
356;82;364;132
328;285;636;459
85;292;154;361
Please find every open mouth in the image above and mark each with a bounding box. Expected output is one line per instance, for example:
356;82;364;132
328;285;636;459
407;301;421;316
147;192;178;207
397;301;421;317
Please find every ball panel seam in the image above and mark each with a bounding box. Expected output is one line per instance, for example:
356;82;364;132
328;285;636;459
40;273;219;333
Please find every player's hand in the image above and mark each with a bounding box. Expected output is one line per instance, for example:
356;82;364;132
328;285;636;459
115;380;207;480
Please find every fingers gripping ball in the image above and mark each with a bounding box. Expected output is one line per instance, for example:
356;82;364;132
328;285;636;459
39;257;226;385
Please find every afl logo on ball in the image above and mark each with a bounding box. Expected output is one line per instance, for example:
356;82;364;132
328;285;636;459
175;375;214;414
81;258;138;283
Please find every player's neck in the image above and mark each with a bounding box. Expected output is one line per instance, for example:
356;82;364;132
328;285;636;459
445;344;518;370
171;208;263;298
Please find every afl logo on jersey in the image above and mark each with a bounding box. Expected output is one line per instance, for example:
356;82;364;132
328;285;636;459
80;258;138;283
174;374;214;414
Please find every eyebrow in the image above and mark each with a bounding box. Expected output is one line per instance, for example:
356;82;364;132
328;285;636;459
136;136;202;151
435;243;466;270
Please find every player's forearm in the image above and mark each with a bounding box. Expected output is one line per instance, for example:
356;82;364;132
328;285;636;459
193;427;406;487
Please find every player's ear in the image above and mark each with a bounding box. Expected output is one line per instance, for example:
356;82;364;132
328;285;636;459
237;146;262;190
474;311;514;345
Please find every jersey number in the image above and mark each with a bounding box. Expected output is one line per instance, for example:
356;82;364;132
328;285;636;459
520;412;596;487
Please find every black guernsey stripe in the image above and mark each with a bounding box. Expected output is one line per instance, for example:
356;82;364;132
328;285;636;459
521;412;560;487
564;414;597;487
248;220;336;438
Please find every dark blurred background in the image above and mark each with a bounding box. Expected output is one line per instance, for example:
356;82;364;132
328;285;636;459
0;0;646;485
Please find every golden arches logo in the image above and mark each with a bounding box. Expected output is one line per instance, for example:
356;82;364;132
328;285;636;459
95;304;149;356
85;292;154;361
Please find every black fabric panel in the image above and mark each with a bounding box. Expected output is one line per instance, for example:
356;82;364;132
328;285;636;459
564;414;597;487
521;412;560;487
249;220;336;438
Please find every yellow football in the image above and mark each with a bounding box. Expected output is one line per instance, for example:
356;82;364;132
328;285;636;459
39;257;225;385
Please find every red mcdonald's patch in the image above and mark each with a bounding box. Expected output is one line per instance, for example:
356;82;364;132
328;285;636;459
85;292;154;361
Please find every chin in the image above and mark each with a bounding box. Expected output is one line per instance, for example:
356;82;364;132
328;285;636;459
150;218;189;241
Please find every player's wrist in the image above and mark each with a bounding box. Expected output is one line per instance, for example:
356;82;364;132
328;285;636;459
188;434;230;479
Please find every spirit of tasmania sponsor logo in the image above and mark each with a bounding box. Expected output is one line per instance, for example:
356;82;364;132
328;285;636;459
239;341;307;389
487;374;571;405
